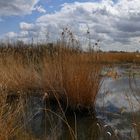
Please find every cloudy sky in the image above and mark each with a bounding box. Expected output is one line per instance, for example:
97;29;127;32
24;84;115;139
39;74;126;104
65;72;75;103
0;0;140;51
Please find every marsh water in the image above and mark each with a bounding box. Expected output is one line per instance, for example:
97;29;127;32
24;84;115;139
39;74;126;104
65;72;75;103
96;64;140;140
24;64;140;140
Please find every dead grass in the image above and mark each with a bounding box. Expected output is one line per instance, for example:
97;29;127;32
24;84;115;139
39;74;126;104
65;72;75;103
0;89;22;140
0;42;101;107
0;40;102;139
98;52;140;64
0;40;139;139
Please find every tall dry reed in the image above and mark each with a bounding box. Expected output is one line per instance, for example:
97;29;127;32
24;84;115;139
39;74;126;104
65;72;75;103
0;41;101;107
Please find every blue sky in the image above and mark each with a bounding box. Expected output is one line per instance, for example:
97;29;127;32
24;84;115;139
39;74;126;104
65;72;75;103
0;0;140;51
0;0;97;35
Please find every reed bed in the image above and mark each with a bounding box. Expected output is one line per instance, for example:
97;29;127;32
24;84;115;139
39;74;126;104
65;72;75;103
0;40;102;139
0;26;139;140
0;38;139;139
99;52;140;64
0;42;101;107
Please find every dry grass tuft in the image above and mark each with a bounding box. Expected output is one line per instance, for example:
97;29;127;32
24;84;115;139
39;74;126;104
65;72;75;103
0;40;102;139
0;42;102;107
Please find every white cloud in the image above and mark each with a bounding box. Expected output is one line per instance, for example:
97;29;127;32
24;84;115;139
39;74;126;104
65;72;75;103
34;5;46;13
0;0;39;16
20;22;35;31
96;77;140;113
5;32;17;38
3;0;140;51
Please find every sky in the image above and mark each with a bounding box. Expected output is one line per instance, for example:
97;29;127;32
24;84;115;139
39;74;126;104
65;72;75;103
0;0;140;51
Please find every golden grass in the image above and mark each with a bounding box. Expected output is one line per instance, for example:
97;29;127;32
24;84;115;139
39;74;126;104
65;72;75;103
0;90;41;140
0;43;101;107
0;42;102;139
0;90;22;140
98;52;140;64
0;41;139;139
0;40;140;140
0;43;139;106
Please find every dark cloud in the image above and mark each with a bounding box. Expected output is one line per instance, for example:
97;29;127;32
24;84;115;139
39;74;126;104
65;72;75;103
116;19;140;32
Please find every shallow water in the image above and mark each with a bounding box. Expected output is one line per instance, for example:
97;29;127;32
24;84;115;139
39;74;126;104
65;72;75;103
24;96;102;140
96;64;140;140
23;64;140;140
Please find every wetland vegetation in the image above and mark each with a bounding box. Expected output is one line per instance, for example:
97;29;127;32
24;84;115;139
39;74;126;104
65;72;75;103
0;34;140;140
